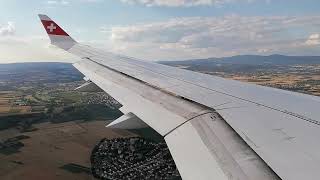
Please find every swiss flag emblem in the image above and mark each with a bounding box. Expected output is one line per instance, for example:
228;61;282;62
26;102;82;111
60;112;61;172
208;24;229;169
41;20;69;36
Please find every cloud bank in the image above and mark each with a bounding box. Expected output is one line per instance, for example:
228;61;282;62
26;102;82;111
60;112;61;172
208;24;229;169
306;34;320;46
120;0;255;7
107;15;320;60
47;0;70;5
0;21;77;63
0;22;15;36
1;15;320;63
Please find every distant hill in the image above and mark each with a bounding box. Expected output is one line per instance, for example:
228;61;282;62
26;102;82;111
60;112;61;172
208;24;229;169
0;62;73;71
159;55;320;66
0;62;83;87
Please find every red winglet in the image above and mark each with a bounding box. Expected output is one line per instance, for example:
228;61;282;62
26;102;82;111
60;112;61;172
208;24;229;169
41;20;69;36
39;14;69;36
38;14;76;49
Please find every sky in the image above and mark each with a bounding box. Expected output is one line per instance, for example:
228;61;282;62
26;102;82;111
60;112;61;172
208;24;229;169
0;0;320;63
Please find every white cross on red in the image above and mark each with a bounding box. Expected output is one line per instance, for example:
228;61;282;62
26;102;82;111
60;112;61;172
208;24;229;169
47;23;57;33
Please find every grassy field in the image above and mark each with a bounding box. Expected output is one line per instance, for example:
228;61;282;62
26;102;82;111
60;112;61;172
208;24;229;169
0;99;10;105
0;106;11;114
0;121;135;180
0;92;19;114
0;63;127;179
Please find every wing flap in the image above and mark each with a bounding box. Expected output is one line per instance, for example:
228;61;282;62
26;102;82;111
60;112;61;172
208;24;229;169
165;112;280;180
217;104;320;180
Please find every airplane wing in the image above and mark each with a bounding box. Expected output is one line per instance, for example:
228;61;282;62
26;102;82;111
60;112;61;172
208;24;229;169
39;14;320;180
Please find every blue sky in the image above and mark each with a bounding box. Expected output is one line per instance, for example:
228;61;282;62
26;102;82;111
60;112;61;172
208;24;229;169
0;0;320;63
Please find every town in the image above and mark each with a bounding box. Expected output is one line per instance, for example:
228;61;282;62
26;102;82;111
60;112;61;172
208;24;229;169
91;137;180;180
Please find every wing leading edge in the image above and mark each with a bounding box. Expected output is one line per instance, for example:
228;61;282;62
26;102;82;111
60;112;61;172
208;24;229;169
39;15;320;180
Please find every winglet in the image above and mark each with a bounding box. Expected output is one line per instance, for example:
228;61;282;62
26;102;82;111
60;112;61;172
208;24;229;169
38;14;76;50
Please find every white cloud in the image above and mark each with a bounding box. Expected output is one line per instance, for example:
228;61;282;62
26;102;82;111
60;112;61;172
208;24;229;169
107;15;320;60
305;34;320;46
47;0;70;5
64;0;270;6
119;0;263;7
0;32;78;63
2;13;319;63
0;13;79;63
82;0;103;2
0;22;15;36
120;0;227;7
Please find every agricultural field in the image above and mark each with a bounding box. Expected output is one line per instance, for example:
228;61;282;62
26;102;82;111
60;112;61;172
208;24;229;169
163;59;320;97
0;63;128;180
0;121;135;180
0;92;32;115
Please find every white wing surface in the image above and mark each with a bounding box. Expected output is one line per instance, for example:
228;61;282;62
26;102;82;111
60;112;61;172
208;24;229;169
39;14;320;180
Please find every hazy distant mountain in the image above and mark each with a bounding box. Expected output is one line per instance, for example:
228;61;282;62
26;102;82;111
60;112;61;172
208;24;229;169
0;62;83;85
160;55;320;66
0;62;73;71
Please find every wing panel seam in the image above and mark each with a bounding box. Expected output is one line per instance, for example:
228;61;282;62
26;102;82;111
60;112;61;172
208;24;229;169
164;111;214;137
